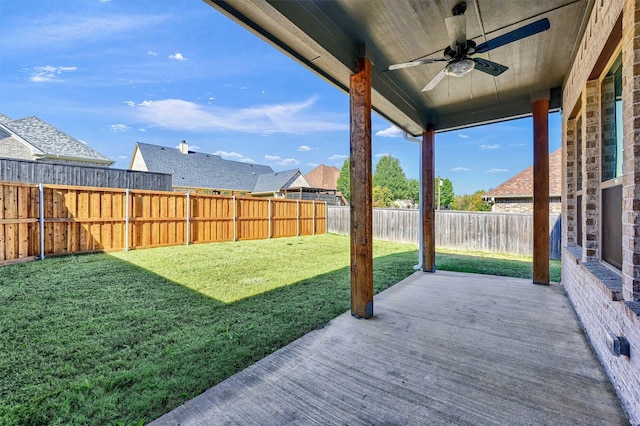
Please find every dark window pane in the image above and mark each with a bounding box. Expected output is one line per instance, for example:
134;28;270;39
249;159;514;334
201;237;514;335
602;185;622;269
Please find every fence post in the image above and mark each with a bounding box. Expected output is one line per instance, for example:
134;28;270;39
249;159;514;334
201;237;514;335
312;201;315;235
268;198;272;238
296;200;300;236
124;188;130;251
186;192;191;246
38;183;45;260
233;195;237;242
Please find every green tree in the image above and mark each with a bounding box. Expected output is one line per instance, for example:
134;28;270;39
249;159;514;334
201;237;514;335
452;190;492;211
406;178;420;204
373;155;408;200
434;177;454;209
336;158;350;201
372;185;394;208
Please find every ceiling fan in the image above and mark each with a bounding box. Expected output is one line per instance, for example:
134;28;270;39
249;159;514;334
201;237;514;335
387;2;550;91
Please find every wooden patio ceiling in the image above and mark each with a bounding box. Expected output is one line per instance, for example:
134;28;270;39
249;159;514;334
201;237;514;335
204;0;592;134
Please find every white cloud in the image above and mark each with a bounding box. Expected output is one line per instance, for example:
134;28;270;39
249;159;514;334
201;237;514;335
109;124;130;132
458;134;469;139
213;150;255;163
275;158;299;166
452;167;470;171
6;14;167;49
375;153;391;158
479;144;500;150
125;100;136;107
132;97;348;134
117;155;127;159
509;143;525;147
328;154;348;160
169;53;187;61
147;50;157;56
265;155;281;161
375;125;403;138
487;168;510;173
30;65;77;82
138;128;146;132
297;145;311;151
307;162;320;167
176;143;200;151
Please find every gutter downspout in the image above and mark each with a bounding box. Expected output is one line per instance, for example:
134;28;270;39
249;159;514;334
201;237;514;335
403;131;423;271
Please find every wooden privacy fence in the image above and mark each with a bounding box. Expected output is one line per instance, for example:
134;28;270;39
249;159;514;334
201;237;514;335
327;207;561;259
0;181;326;265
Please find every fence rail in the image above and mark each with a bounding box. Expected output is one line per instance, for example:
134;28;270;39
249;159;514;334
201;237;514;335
327;207;561;259
0;181;326;265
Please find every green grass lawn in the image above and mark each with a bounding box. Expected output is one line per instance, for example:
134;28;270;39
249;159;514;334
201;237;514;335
0;234;417;425
0;234;560;425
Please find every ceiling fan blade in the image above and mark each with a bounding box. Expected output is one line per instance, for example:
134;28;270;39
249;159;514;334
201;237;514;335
388;58;445;71
445;15;466;51
422;68;447;92
472;58;508;76
475;18;550;54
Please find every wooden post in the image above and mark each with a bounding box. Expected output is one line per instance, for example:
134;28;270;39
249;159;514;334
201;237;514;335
268;198;272;239
422;125;436;272
533;97;550;284
185;191;191;245
232;195;237;242
350;55;373;319
38;183;45;260
124;188;130;251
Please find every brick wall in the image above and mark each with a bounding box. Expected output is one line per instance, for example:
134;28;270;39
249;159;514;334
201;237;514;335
562;0;640;422
563;249;640;423
492;198;561;215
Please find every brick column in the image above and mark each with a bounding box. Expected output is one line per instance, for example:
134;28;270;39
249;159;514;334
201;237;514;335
563;118;578;246
581;80;601;263
621;0;640;300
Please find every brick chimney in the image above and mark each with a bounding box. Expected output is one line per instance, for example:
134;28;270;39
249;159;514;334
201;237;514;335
179;140;188;154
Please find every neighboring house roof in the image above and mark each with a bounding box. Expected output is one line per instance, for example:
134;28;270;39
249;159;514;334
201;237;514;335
0;114;113;165
132;142;306;194
485;148;562;198
306;164;340;189
252;169;304;194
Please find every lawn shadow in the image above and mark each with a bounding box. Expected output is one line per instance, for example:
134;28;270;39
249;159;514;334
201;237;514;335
0;249;417;425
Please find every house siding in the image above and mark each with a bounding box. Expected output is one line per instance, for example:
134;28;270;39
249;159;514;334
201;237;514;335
562;0;640;422
0;136;33;161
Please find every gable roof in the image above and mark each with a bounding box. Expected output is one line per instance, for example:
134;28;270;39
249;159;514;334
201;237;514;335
0;114;113;165
133;142;290;192
306;164;340;190
485;149;562;198
252;169;302;194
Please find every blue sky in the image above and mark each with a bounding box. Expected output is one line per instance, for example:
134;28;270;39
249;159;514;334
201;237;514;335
0;0;561;196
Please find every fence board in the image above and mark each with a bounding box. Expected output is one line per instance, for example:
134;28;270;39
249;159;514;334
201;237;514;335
0;181;326;264
328;207;561;259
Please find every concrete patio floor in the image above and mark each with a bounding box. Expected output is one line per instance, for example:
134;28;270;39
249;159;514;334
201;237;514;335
151;271;629;425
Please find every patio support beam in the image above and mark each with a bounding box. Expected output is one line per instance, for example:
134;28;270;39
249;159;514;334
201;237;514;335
422;124;436;272
349;54;373;318
532;95;550;285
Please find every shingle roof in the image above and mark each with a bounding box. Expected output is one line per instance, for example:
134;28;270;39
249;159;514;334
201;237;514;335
0;115;113;164
135;142;282;191
252;169;301;193
306;164;340;189
485;149;562;198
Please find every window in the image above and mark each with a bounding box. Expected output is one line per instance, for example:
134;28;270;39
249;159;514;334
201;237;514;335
601;55;623;182
600;53;623;269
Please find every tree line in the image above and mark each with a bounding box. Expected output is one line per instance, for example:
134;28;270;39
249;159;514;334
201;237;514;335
336;155;490;211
